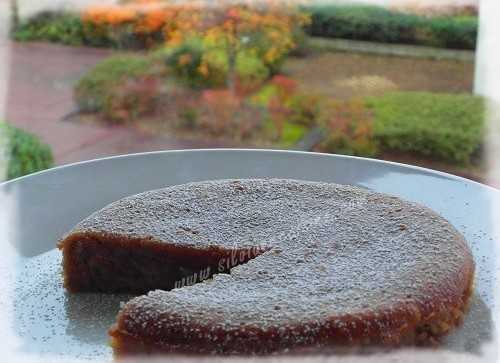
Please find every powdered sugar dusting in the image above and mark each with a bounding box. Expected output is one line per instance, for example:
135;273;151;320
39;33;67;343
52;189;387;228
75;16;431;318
67;179;474;353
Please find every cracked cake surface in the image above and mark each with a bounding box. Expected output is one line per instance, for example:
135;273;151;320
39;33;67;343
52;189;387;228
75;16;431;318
58;179;474;354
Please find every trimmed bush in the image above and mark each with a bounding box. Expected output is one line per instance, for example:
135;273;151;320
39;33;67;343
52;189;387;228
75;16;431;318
0;122;54;180
74;54;163;120
304;5;477;50
13;12;116;48
368;92;484;164
315;92;484;163
425;16;477;49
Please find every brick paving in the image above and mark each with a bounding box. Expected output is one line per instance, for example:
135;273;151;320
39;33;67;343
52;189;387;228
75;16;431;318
5;42;226;166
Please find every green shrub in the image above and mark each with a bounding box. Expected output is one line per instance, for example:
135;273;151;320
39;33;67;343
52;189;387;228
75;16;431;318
0;122;54;180
12;12;116;48
249;83;278;108
13;12;85;45
262;119;307;147
74;54;161;117
368;92;484;164
166;39;206;88
202;48;231;88
165;40;272;90
104;77;161;122
279;123;308;147
304;5;477;50
165;39;228;89
425;16;478;49
306;5;420;44
235;51;270;91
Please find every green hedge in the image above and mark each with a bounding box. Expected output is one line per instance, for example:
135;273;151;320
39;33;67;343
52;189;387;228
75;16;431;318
14;7;477;51
74;54;158;112
0;122;54;180
368;92;484;164
12;12;117;48
305;5;477;50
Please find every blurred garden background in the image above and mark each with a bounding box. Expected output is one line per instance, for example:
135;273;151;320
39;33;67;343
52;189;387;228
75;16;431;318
1;0;490;185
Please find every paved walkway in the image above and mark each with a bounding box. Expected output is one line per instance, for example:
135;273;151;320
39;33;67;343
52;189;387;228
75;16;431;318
309;37;475;62
5;42;225;166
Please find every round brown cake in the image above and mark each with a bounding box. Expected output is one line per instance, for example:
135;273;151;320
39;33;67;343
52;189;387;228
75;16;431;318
58;179;474;355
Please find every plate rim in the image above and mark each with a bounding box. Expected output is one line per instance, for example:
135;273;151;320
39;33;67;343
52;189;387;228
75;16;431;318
1;148;498;194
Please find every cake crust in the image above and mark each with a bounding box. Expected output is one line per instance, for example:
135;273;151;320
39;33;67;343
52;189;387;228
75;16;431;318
58;179;475;354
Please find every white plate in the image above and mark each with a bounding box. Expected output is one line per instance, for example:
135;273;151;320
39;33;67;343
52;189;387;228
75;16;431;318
0;149;498;362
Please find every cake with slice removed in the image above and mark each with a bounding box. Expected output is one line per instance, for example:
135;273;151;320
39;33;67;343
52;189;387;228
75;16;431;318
58;179;474;355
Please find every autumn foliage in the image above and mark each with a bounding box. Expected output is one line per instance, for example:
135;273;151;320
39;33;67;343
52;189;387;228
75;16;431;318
82;1;309;55
78;1;373;152
318;99;377;157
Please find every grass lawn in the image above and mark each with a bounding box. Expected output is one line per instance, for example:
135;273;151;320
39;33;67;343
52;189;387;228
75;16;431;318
283;51;474;99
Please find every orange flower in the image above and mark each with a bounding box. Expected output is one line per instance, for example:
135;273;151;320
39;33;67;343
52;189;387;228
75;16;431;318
106;6;137;25
81;0;311;63
82;6;113;24
136;7;169;32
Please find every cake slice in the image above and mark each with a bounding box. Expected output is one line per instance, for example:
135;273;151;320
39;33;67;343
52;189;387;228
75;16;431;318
58;179;474;354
